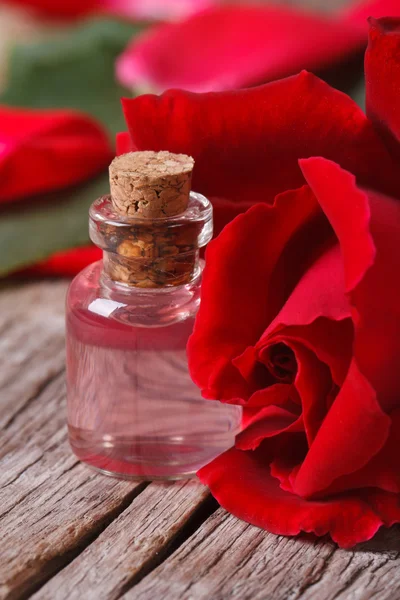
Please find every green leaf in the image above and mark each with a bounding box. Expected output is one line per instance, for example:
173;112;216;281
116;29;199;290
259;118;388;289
1;18;142;138
0;172;108;275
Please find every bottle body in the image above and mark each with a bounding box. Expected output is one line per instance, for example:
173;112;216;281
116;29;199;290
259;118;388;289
66;260;242;479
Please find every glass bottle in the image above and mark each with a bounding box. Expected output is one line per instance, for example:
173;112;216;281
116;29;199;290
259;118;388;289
66;152;242;480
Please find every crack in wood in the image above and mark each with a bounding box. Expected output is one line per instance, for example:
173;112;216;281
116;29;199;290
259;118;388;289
2;366;66;431
8;482;149;600
294;545;337;598
116;493;218;598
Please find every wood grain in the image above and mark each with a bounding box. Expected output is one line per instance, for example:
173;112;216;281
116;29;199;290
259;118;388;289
124;509;400;600
0;281;67;429
32;480;212;600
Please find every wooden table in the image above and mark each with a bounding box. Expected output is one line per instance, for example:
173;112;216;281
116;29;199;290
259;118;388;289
1;280;400;600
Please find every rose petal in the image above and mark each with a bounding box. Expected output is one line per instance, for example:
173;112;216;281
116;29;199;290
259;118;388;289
259;244;350;333
290;343;333;446
117;5;365;93
291;360;390;498
122;72;400;208
116;131;135;155
3;0;99;18
4;0;213;20
210;197;257;239
365;488;400;527
22;245;101;277
323;409;400;496
262;318;354;388
365;17;400;161
230;246;353;414
290;157;400;497
342;0;400;31
0;106;112;203
236;405;302;452
300;157;400;413
187;186;329;402
230;346;276;402
120;130;256;237
198;447;384;548
246;384;294;409
107;0;215;21
254;243;353;391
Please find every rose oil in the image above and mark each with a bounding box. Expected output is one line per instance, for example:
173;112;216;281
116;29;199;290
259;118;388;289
66;152;242;479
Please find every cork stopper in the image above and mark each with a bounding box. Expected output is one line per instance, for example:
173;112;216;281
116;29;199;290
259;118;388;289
109;151;194;218
102;150;200;288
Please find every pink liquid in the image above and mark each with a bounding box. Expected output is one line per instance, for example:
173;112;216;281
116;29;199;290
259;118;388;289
66;262;242;479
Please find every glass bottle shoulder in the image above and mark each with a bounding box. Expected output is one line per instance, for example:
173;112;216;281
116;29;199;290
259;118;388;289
67;259;202;331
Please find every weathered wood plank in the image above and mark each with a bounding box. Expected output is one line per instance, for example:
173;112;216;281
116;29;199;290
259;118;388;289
32;480;212;600
0;280;68;429
0;282;146;600
125;508;400;600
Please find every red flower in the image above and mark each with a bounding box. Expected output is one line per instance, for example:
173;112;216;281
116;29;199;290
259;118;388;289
123;18;400;547
0;106;112;202
2;0;215;20
116;4;365;94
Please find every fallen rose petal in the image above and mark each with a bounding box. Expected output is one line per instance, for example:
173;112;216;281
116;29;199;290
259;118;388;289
116;5;365;94
23;245;101;277
0;106;112;202
122;72;400;208
2;0;97;18
365;17;400;161
106;0;216;21
198;447;384;548
2;0;214;20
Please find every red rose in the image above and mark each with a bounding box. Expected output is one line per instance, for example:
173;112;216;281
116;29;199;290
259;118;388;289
123;18;400;547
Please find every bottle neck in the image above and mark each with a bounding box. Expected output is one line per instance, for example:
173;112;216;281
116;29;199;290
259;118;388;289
89;192;213;289
102;248;201;289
